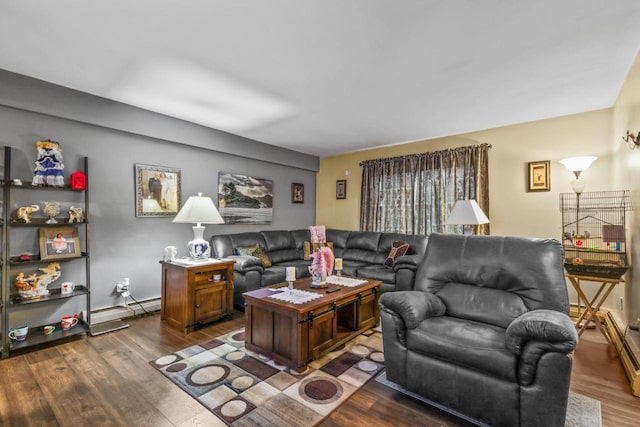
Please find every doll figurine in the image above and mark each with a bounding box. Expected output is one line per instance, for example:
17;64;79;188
32;139;65;187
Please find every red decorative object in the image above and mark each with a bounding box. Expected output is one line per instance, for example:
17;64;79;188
70;171;86;190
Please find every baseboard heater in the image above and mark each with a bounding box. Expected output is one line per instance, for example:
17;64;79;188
599;311;640;397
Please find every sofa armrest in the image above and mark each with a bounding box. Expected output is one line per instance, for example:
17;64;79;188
506;310;578;385
391;254;422;272
379;291;446;329
505;309;578;356
228;255;265;273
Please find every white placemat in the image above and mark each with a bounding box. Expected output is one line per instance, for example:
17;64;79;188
325;276;368;287
267;289;323;304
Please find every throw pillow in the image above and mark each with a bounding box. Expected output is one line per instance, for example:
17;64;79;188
303;241;334;260
309;225;327;243
384;241;409;267
235;244;272;268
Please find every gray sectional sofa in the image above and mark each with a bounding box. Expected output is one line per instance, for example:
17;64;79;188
209;229;428;309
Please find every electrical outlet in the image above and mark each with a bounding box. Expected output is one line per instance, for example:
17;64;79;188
619;296;624;311
116;278;130;293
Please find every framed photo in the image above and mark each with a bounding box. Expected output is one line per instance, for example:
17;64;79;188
292;183;304;203
135;164;181;217
528;160;551;192
218;172;273;224
40;227;81;260
336;180;347;199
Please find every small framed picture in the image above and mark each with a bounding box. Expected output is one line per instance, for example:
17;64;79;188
336;180;347;199
292;183;304;203
135;164;181;217
528;160;551;192
39;227;81;260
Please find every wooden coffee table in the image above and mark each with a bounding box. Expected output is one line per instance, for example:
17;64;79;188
243;276;381;369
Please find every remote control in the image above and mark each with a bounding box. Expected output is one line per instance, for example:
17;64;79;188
326;287;341;293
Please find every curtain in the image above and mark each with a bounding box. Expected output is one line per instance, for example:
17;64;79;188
360;143;491;235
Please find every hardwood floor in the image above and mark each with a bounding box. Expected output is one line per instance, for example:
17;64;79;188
0;312;638;426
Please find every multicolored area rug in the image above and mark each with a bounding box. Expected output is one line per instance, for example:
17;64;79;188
150;328;384;426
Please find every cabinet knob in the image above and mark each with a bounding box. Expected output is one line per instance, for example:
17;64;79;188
195;304;201;308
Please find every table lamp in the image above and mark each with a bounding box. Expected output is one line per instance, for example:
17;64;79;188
172;193;224;259
446;199;490;235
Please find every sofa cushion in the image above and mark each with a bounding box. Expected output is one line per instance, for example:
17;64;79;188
303;241;334;260
383;241;410;267
437;282;528;329
407;316;517;382
261;265;287;287
262;230;296;251
357;264;396;284
236;244;272;268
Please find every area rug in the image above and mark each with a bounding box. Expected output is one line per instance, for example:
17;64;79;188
376;372;601;427
150;328;384;426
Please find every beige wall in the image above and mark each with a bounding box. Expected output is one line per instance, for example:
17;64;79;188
317;51;640;321
611;51;640;324
318;110;612;237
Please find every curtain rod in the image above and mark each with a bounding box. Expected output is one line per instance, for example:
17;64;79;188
359;143;492;166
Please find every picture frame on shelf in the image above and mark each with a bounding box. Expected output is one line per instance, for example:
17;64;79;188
39;227;81;260
134;164;181;217
292;183;304;203
527;160;551;192
336;180;347;199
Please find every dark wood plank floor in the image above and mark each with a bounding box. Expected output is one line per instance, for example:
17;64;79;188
1;312;638;426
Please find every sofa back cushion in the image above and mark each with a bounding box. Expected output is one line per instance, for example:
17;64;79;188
344;231;385;264
261;230;299;264
415;233;569;327
326;229;351;257
210;232;266;258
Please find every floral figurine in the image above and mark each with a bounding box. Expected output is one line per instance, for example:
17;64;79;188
309;246;334;284
32;139;65;187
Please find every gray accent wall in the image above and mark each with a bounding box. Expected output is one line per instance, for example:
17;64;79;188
0;69;318;312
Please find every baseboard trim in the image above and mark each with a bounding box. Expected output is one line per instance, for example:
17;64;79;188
91;297;161;325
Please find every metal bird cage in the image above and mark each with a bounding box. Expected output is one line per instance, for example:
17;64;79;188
560;190;631;279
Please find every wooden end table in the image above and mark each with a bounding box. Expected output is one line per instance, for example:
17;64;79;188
243;277;381;369
160;259;234;333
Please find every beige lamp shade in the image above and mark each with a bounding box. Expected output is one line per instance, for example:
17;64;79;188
446;200;490;225
173;193;224;259
173;193;224;225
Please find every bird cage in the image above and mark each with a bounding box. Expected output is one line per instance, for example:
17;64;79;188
560;190;631;279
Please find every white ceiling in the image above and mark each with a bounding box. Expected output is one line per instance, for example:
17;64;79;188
1;1;640;158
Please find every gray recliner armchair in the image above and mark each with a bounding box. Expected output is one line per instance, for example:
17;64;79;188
379;233;578;427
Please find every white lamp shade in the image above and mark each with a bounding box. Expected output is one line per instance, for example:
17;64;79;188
173;193;224;225
559;156;598;173
446;200;490;225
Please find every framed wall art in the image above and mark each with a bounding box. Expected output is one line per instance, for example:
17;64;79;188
528;160;550;192
135;164;181;217
336;180;347;199
292;183;304;203
218;172;273;224
39;227;81;260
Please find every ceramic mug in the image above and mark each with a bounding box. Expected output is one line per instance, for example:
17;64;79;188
44;325;56;335
61;315;78;331
61;282;75;294
9;325;28;341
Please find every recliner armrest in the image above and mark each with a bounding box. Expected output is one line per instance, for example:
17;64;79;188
506;310;578;385
505;309;578;355
228;255;265;273
391;254;422;272
379;291;446;329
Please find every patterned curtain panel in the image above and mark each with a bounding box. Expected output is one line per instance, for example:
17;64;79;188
360;143;491;235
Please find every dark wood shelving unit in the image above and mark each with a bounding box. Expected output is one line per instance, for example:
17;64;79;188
1;146;91;358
